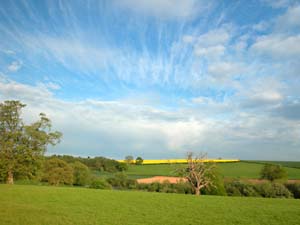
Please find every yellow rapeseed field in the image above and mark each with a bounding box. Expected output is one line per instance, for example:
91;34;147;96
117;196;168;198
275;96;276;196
117;159;240;164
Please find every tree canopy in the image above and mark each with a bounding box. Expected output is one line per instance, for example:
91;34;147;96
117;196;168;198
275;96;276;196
0;100;62;184
260;164;288;181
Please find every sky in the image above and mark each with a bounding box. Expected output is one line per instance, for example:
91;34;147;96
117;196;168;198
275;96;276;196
0;0;300;160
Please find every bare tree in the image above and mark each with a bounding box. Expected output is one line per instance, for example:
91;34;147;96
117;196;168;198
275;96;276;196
179;152;216;196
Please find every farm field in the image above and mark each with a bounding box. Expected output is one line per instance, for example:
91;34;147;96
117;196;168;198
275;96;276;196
1;185;300;225
124;162;300;179
247;161;300;169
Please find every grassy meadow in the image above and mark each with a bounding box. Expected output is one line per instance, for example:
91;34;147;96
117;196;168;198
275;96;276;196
1;184;300;225
123;162;300;179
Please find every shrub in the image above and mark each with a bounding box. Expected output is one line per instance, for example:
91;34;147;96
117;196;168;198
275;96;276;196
202;168;227;196
106;172;137;189
43;158;73;185
256;182;292;198
285;183;300;199
225;180;259;197
260;164;287;181
71;161;90;186
136;181;193;194
89;177;112;189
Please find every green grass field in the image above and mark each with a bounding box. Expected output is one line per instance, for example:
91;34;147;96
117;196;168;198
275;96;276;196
0;185;299;225
247;161;300;169
124;162;300;179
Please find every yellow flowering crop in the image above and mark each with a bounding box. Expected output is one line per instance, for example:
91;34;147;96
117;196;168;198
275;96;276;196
117;159;240;164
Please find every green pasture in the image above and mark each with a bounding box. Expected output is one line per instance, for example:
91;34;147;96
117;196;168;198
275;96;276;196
124;162;300;179
0;185;299;225
247;160;300;169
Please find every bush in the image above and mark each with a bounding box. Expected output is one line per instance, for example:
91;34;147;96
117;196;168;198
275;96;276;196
71;161;90;186
202;168;227;196
106;172;137;189
256;182;292;198
89;177;112;189
43;158;73;185
260;164;287;181
136;181;193;194
285;183;300;199
225;180;259;197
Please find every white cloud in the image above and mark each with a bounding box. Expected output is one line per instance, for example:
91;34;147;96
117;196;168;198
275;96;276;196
194;45;225;58
275;5;300;30
207;62;242;78
196;28;230;47
7;60;22;72
252;34;300;58
184;27;232;58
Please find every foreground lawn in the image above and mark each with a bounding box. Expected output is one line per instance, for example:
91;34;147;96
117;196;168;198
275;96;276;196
125;162;300;179
1;185;300;225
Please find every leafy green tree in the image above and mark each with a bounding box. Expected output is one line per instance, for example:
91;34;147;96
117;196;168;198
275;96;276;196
0;100;62;184
260;164;288;181
43;158;73;185
135;156;143;165
71;161;90;186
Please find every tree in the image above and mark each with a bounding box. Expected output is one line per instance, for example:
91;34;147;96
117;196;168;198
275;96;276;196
260;164;287;181
124;155;134;164
0;100;62;184
71;161;90;186
135;156;143;165
178;152;216;196
43;158;73;185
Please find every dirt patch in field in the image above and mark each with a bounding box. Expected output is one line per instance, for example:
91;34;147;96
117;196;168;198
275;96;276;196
137;176;187;184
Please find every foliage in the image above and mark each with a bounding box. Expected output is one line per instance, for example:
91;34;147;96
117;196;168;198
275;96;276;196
256;182;292;198
1;185;300;225
125;155;134;164
285;183;300;199
135;156;144;165
137;181;193;194
71;161;90;186
48;155;128;172
0;100;62;184
202;167;227;196
225;180;259;197
260;164;288;181
89;177;112;189
43;158;73;185
106;172;137;189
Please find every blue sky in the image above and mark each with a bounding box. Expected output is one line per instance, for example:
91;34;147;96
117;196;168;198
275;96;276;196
1;0;300;160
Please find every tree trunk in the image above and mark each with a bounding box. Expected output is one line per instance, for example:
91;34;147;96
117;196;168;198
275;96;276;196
195;188;200;196
7;171;14;184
